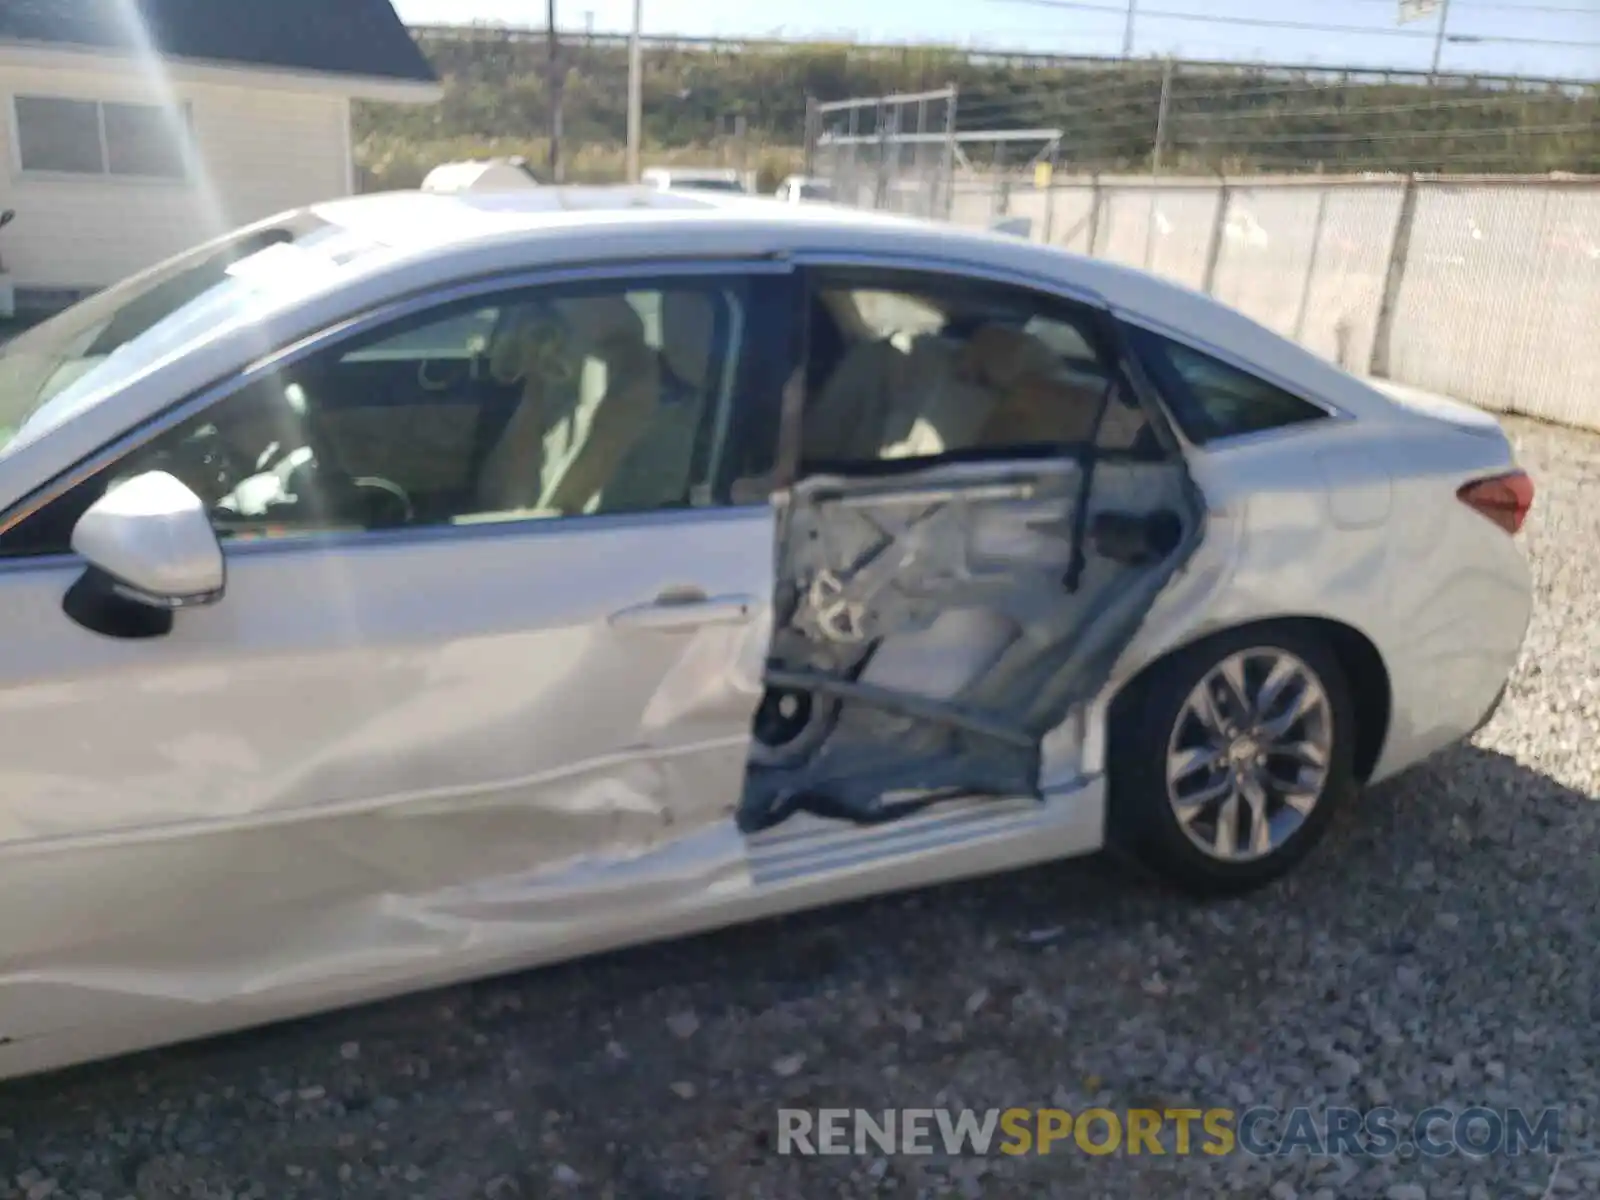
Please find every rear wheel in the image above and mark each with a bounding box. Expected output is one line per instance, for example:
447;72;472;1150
1107;624;1356;895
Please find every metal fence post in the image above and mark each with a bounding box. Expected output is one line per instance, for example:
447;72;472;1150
1143;186;1158;271
1201;179;1231;295
1152;58;1174;177
802;94;818;177
1292;186;1331;342
1041;140;1060;244
994;141;1009;218
873;99;890;211
1137;60;1177;268
1370;173;1420;379
1087;172;1103;256
940;83;958;220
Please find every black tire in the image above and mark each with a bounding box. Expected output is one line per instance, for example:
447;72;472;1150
1106;622;1357;897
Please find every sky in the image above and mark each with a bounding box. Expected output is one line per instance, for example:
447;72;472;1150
391;0;1600;80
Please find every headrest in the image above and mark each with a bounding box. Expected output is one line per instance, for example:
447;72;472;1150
551;294;647;353
958;324;1061;389
659;290;718;390
487;295;648;387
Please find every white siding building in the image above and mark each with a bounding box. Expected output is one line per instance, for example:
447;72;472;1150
0;0;438;310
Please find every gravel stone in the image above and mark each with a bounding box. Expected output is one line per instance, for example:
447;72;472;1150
0;417;1592;1198
550;1163;581;1188
771;1053;806;1077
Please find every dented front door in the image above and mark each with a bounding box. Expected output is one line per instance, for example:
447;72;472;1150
0;264;795;1074
0;516;775;1069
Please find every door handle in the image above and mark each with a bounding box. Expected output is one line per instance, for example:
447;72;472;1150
608;588;759;631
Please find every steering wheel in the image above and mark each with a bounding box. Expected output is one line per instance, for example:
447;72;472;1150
349;475;415;527
135;424;237;503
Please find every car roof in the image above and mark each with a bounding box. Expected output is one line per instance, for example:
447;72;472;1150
316;189;1446;434
296;189;1386;422
320;186;911;233
0;186;1412;508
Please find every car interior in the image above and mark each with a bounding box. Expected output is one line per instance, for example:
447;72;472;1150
736;274;1201;833
4;280;777;553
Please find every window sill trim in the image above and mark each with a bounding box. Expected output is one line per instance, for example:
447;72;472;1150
14;170;193;188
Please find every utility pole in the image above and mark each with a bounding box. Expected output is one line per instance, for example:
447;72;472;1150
547;0;566;182
802;95;818;176
626;0;643;182
1122;0;1136;57
732;113;749;183
1428;0;1452;81
1151;57;1173;176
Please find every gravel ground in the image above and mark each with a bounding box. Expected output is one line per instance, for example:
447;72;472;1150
1;416;1596;1200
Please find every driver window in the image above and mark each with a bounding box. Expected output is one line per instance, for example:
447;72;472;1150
0;272;792;558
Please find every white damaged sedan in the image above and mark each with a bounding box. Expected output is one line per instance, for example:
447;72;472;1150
0;188;1533;1077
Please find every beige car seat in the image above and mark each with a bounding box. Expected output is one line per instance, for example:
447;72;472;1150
476;296;662;515
801;336;905;463
803;321;1069;463
596;289;719;513
960;325;1106;446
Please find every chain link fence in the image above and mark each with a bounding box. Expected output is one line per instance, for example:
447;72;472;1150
809;89;960;220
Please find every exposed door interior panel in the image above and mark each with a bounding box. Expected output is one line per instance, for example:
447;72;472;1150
737;267;1202;833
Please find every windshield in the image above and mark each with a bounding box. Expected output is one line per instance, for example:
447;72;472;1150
0;213;382;458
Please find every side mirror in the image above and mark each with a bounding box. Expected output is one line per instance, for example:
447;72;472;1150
71;471;224;609
991;216;1034;239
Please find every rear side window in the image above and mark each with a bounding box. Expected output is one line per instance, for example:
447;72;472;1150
1133;329;1327;444
800;267;1156;470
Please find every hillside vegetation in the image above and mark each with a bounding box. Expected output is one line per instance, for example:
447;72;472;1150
353;30;1600;190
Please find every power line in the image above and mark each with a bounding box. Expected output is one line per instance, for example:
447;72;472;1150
956;71;1595;128
1221;0;1600;10
1169;93;1593;124
1174;119;1594;144
994;0;1600;47
956;75;1169;119
1168;74;1586;105
956;94;1591;146
409;23;1600;87
990;0;1600;17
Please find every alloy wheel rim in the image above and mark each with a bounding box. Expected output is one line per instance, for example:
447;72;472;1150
1165;648;1334;863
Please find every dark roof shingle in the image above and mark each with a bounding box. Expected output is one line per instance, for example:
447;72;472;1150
0;0;436;83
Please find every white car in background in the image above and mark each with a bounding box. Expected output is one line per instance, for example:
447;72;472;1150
640;166;747;194
0;188;1532;1078
775;175;836;203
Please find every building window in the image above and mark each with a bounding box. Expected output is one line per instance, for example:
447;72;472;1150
14;95;190;179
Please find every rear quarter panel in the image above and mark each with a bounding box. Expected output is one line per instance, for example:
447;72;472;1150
1372;421;1532;775
1096;412;1529;784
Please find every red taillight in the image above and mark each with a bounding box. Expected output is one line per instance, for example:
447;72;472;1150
1458;469;1534;535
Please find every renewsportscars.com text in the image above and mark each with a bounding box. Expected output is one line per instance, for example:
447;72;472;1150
777;1106;1563;1158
